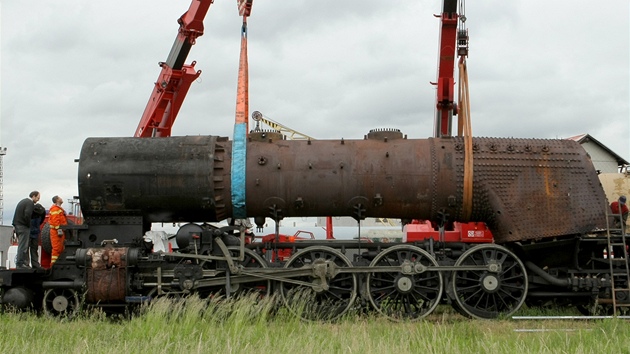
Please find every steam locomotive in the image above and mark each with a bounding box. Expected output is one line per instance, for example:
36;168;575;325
1;131;626;320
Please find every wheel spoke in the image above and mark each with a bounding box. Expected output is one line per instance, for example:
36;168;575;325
495;291;511;309
457;273;482;282
502;273;524;282
374;288;399;303
457;284;482;293
497;287;524;301
411;288;434;303
371;283;397;292
463;288;484;304
500;282;526;291
502;261;518;274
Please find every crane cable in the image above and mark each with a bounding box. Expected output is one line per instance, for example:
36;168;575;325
458;56;473;221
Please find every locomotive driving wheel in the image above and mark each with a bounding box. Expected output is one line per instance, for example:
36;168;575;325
43;288;80;317
451;244;528;319
366;245;443;321
280;246;357;321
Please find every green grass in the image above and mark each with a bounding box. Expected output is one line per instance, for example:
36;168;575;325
0;296;628;354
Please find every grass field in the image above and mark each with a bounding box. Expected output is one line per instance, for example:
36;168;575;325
0;296;628;354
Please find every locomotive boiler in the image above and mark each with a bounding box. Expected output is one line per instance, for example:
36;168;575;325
78;134;606;242
0;132;627;321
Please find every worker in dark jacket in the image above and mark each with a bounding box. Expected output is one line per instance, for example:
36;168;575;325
28;203;46;269
12;191;41;269
611;195;629;229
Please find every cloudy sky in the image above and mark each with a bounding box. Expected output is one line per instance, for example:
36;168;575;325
0;0;628;225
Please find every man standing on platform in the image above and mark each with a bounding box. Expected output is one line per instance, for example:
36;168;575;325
49;195;68;265
12;191;41;269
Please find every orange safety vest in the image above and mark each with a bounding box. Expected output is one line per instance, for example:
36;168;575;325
49;204;68;264
49;204;68;229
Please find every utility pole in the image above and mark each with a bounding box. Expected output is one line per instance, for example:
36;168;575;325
0;3;6;225
0;147;6;225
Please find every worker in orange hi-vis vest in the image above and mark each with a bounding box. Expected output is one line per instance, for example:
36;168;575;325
49;195;68;265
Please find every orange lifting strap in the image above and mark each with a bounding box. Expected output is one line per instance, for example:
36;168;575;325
234;13;250;129
457;56;473;221
232;1;254;218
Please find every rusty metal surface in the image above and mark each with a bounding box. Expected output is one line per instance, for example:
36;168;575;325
451;137;607;242
85;247;129;303
79;136;230;223
245;138;444;220
78;135;607;243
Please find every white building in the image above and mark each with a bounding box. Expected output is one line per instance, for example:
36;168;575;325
567;134;629;173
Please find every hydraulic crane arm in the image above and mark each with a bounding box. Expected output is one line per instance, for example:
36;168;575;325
433;0;468;138
433;0;473;219
134;0;214;138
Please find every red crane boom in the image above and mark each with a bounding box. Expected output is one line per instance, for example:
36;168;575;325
433;0;468;138
134;0;214;138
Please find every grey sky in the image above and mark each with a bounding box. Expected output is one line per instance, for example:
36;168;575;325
1;0;628;224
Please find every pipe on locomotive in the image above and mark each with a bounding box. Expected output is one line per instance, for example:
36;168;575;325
77;133;607;243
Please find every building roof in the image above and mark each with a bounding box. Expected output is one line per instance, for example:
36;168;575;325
566;133;629;166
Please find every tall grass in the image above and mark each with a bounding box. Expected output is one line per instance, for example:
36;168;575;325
0;296;628;354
